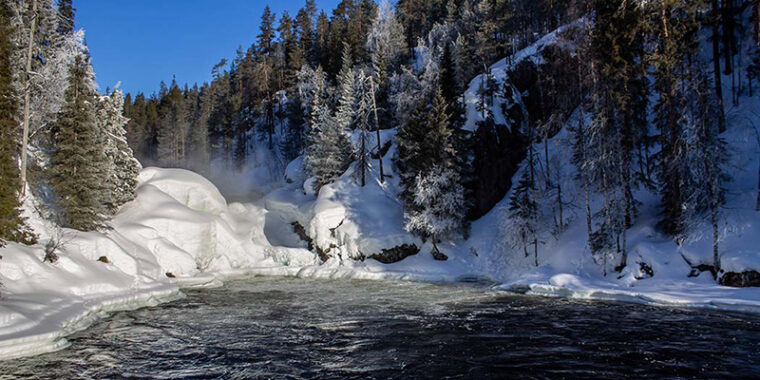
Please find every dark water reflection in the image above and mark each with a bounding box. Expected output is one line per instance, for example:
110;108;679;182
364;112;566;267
2;276;759;379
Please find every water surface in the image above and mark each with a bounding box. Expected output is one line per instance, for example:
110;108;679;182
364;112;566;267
2;276;759;379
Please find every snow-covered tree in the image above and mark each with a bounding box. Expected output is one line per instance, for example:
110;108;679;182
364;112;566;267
506;171;540;266
97;88;140;213
335;42;357;132
405;165;465;257
680;63;728;274
354;70;373;186
49;54;110;231
0;2;34;245
389;67;423;126
398;88;466;250
304;76;352;192
10;0;83;192
366;0;407;70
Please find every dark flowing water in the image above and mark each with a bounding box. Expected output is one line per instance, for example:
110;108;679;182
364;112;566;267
2;276;759;379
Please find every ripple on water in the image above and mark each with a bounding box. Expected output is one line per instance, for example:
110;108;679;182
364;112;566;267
1;276;760;379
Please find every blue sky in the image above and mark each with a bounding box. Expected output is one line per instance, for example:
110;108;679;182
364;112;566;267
75;0;343;96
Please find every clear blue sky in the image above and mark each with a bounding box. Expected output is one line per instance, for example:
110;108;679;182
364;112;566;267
74;0;343;96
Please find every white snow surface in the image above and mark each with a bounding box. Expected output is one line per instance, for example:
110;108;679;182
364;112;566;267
0;167;315;360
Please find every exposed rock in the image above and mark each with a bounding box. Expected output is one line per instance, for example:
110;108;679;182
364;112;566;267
635;261;654;280
688;264;717;279
165;272;176;278
431;247;448;261
291;222;314;251
97;256;110;264
367;244;420;264
719;271;760;287
469;113;526;219
468;45;579;219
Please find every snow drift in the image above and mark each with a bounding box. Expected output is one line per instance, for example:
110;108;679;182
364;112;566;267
0;167;315;360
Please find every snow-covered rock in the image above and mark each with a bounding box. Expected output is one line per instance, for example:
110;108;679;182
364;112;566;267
0;167;316;360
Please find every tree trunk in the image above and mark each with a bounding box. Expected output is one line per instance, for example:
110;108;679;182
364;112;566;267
723;0;734;75
528;137;535;187
712;200;720;278
360;131;366;187
544;138;550;189
556;181;563;234
370;78;384;183
756;155;760;211
20;0;38;196
755;0;760;46
533;237;539;267
618;225;627;272
712;0;727;132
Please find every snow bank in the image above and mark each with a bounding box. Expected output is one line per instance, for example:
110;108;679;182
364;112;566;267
0;167;317;360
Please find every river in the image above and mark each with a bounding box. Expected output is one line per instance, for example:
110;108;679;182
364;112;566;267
2;276;759;379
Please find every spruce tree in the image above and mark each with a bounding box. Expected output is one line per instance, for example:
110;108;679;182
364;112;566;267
0;3;34;246
335;42;357;132
398;88;466;245
304;76;352;191
56;0;75;35
256;6;277;149
366;0;408;71
508;171;540;265
295;1;316;66
188;84;211;174
98;88;140;213
587;0;647;271
650;0;703;237
49;54;110;231
156;80;187;167
405;165;465;258
681;62;728;275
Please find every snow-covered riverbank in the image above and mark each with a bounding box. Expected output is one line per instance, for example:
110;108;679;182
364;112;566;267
0;167;315;360
2;165;760;361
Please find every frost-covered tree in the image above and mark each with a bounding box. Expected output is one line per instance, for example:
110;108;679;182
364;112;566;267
389;67;423;126
507;171;540;266
0;2;34;245
56;0;74;35
354;70;373;186
366;0;407;70
97;88;140;213
681;63;728;275
650;0;702;237
304;76;352;192
283;65;326;162
10;0;82;193
398;88;466;248
405;165;465;257
335;42;357;132
49;54;110;231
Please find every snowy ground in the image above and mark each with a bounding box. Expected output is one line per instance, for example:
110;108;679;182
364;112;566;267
2;158;759;360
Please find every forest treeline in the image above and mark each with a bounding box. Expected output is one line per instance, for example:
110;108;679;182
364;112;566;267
1;0;139;243
2;0;760;277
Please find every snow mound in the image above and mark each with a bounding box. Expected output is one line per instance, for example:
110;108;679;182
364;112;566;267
138;167;227;215
0;167;317;360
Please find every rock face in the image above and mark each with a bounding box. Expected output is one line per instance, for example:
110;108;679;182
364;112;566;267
719;271;760;287
468;45;580;220
470;119;526;219
367;244;420;264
